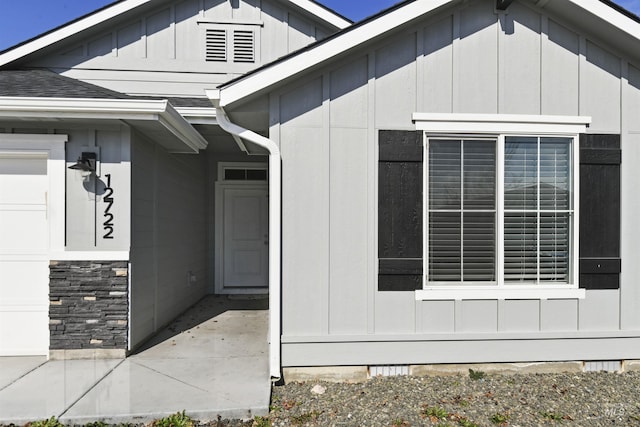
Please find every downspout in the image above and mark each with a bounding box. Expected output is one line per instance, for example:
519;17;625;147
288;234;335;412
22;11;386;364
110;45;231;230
206;89;282;380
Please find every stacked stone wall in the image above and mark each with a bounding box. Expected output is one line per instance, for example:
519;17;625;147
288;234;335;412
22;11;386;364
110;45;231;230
49;261;128;350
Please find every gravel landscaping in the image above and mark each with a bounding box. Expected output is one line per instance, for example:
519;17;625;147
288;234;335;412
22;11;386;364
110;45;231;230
5;370;640;426
217;370;640;426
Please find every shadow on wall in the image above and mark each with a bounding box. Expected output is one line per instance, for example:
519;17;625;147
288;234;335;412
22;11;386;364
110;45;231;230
130;294;268;354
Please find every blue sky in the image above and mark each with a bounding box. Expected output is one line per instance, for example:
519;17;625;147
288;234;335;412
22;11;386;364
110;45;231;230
0;0;639;51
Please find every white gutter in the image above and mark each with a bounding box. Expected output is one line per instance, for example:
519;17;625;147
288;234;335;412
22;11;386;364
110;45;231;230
206;89;282;380
175;107;218;125
0;97;208;153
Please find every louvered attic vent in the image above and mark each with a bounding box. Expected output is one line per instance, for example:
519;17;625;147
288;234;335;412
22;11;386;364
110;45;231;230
233;30;255;63
206;29;227;62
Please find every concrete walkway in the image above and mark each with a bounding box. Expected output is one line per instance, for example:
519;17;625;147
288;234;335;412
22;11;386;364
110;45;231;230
0;295;270;425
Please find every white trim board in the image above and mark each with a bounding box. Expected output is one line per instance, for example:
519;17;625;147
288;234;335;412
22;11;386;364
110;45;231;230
415;287;586;301
49;251;130;261
413;113;592;133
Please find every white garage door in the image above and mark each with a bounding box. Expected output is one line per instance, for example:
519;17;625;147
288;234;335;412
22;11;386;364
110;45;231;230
0;152;50;355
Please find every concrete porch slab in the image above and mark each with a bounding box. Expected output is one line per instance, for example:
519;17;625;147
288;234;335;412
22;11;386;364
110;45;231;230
0;295;270;425
0;356;46;390
0;359;122;425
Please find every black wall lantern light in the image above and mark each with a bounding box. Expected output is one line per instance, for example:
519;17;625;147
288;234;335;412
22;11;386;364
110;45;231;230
68;152;97;173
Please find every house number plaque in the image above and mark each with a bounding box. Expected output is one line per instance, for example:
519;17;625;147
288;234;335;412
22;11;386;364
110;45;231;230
103;174;114;239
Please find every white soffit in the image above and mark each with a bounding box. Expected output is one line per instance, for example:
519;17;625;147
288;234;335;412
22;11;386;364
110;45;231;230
0;97;208;153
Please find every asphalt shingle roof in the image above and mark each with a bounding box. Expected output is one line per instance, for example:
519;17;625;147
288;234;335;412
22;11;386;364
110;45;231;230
0;69;132;99
0;69;214;108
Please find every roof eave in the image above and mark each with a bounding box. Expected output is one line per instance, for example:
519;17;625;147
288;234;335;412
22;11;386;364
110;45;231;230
287;0;352;29
0;97;208;153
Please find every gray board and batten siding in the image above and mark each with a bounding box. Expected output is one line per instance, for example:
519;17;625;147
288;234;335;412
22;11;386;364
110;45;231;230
129;129;209;349
0;0;340;352
0;124;132;252
255;0;640;366
21;0;339;98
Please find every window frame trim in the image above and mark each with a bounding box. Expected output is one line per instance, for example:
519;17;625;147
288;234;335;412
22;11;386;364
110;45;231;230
412;114;590;301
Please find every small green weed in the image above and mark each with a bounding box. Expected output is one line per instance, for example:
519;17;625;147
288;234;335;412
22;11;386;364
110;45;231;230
252;415;272;427
391;418;411;426
290;410;322;425
423;406;449;421
541;411;564;421
490;412;510;425
468;369;486;381
151;410;194;427
83;422;108;427
28;416;65;427
457;417;479;427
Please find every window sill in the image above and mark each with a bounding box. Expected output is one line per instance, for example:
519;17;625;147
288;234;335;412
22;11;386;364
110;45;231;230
415;286;586;301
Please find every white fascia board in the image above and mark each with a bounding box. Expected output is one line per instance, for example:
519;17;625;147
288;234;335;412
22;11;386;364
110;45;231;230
286;0;351;29
0;97;208;152
413;113;592;134
563;0;640;41
0;0;153;67
218;0;451;106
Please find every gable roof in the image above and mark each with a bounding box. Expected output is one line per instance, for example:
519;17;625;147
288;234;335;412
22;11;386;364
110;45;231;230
214;0;640;107
0;0;351;68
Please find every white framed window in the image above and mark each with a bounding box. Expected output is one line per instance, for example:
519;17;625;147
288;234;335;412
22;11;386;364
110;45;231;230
218;162;268;182
413;114;589;300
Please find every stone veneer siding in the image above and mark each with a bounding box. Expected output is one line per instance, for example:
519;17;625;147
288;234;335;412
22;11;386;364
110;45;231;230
49;260;128;350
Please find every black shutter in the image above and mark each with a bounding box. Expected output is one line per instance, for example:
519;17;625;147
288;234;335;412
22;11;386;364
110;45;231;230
378;130;423;291
579;134;621;290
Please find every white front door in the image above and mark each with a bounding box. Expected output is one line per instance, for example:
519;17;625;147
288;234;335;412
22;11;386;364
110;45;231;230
216;185;269;294
0;153;50;355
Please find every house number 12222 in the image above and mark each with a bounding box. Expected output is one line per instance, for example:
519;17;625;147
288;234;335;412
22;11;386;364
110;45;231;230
103;174;114;239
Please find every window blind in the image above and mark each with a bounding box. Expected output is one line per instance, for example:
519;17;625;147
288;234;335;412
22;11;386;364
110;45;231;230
504;137;571;283
428;140;496;283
